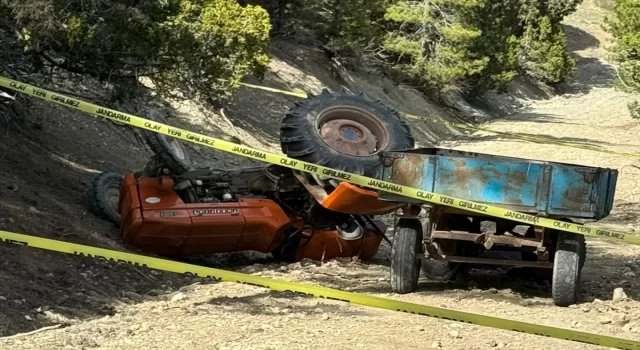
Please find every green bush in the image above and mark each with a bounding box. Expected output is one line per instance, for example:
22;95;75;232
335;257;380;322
629;101;640;119
1;0;586;100
381;0;491;94
379;0;579;96
519;16;576;84
2;0;272;101
605;0;640;93
604;0;640;118
468;0;521;94
517;0;581;84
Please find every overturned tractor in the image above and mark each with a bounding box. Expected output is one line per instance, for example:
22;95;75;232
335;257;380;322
89;90;415;263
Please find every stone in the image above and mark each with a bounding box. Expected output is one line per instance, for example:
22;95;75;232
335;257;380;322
124;292;142;301
613;288;628;302
170;292;186;302
613;315;630;327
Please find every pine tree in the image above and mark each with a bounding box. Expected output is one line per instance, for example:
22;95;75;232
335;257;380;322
468;0;521;93
518;0;580;84
519;16;576;84
382;0;489;94
381;0;580;95
4;0;272;102
381;0;526;95
247;0;387;56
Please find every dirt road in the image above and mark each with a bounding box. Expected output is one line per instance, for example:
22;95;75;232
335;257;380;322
1;1;640;349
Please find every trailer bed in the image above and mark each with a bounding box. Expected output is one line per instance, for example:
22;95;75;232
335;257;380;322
380;147;618;220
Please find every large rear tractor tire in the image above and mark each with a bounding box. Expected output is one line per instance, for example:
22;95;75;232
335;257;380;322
140;107;192;175
280;89;415;179
390;218;423;294
89;172;123;226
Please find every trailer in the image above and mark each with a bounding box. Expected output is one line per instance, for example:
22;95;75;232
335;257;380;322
379;147;618;307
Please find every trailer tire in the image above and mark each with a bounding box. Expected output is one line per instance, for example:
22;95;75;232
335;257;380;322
89;172;123;226
140;107;192;175
421;215;471;281
552;231;586;307
280;89;414;179
390;218;423;294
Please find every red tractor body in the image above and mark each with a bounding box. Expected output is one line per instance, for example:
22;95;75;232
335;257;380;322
118;171;392;262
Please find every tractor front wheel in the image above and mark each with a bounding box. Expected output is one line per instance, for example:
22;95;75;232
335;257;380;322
88;172;123;226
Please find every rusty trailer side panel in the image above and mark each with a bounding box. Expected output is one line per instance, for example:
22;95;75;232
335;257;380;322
380;147;618;220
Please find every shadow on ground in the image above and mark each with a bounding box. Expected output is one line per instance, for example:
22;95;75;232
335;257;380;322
552;24;616;96
350;236;640;306
344;265;554;304
440;116;615;150
203;290;369;317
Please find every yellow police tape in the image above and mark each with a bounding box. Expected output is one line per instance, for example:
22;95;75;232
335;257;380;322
0;75;638;248
1;229;639;349
217;78;309;98
225;79;640;160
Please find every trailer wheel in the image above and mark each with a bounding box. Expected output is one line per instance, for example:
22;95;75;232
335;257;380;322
422;215;471;281
89;172;123;226
140;107;192;175
280;89;414;179
552;231;586;307
390;218;423;294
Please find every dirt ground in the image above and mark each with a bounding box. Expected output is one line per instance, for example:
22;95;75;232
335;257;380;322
1;0;640;349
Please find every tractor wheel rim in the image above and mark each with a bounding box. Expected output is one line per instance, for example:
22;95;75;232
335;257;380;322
316;106;390;157
169;139;186;160
104;184;120;214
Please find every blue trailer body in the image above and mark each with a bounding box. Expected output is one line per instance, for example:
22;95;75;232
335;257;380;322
380;148;618;220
